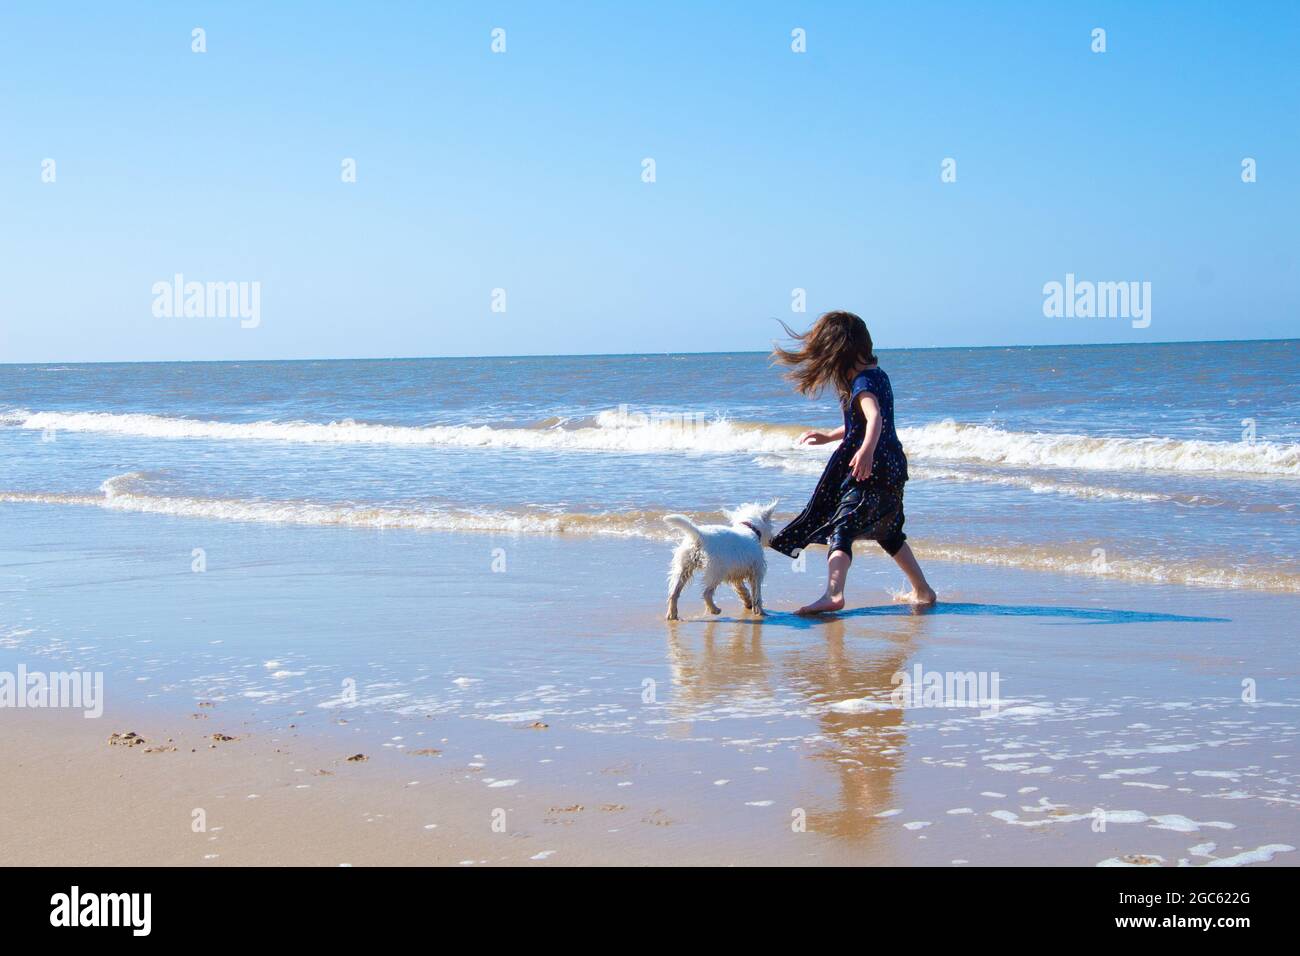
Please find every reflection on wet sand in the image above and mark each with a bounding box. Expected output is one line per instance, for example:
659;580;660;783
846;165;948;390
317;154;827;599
664;619;771;739
664;612;933;845
787;618;914;842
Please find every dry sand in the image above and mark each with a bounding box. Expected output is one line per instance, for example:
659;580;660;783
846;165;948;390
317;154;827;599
1;705;744;867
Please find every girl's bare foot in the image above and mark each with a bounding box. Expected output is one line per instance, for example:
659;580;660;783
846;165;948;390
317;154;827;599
897;586;937;605
796;593;845;615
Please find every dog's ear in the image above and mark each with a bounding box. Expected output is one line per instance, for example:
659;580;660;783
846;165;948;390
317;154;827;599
763;497;780;517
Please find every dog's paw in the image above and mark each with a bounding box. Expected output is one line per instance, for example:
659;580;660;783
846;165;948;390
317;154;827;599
665;610;678;621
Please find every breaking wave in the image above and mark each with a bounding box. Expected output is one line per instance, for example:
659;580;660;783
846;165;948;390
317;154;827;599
896;420;1300;479
2;474;1296;593
3;408;1294;478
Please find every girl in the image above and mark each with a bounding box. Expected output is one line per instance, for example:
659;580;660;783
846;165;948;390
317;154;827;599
770;311;936;613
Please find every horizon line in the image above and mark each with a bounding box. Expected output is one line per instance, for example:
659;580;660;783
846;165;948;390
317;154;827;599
2;336;1294;368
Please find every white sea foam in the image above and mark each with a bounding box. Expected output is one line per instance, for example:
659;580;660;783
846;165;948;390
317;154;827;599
1100;766;1161;778
1149;814;1234;833
0;476;675;539
829;697;897;714
898;420;1300;478
1097;855;1166;867
5;407;1297;477
1203;844;1295;867
4;473;1298;592
914;541;1300;592
756;456;1187;503
0;407;804;456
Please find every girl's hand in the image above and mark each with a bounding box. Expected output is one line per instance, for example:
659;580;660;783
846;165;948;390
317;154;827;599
798;430;832;446
849;447;873;482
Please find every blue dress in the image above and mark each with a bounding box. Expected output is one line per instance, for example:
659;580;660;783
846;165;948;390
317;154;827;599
770;367;909;559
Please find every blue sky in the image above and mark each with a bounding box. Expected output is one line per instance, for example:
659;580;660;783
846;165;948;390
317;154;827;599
1;1;1296;363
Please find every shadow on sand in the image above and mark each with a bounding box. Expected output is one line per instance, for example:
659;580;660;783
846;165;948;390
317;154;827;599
690;601;1229;629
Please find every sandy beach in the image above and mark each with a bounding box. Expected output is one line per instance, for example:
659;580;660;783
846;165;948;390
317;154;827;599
3;0;1297;915
3;500;1296;867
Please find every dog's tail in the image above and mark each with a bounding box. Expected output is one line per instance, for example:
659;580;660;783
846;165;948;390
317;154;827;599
663;514;703;542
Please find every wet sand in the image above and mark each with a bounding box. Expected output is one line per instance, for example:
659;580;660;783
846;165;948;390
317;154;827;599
1;502;1297;866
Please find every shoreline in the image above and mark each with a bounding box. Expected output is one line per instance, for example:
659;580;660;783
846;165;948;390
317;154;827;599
3;502;1298;866
1;488;1294;596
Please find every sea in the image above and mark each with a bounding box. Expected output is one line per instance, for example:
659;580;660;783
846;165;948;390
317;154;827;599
5;340;1294;587
3;340;1296;592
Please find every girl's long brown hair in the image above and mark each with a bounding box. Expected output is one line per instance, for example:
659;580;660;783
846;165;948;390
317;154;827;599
772;311;877;403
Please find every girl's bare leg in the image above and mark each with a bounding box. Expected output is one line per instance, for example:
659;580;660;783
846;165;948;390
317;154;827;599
797;549;851;615
891;543;937;604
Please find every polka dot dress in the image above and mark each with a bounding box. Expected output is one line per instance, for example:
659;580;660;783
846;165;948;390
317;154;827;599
770;367;910;559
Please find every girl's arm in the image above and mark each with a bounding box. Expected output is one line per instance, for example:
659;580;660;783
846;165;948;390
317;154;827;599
798;425;844;446
849;393;882;480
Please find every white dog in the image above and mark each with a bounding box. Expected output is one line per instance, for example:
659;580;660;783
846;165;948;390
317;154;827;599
663;500;778;621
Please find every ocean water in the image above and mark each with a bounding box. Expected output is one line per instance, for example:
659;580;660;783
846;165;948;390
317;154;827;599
2;340;1298;591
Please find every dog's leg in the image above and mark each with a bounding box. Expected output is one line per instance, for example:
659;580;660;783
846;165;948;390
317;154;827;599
666;567;690;621
701;584;722;615
751;573;765;616
731;580;753;610
666;550;695;621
